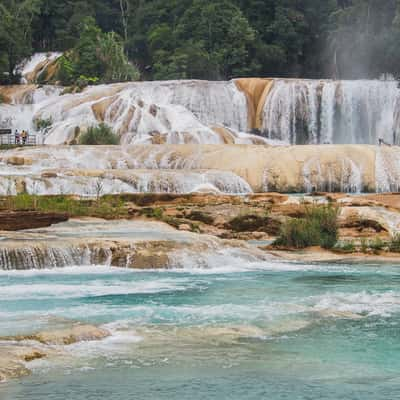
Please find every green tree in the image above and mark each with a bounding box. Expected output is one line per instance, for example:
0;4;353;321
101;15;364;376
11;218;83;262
56;17;139;84
172;0;256;79
0;0;41;83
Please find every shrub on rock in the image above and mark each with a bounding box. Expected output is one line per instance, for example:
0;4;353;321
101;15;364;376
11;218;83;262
274;205;339;249
79;124;119;145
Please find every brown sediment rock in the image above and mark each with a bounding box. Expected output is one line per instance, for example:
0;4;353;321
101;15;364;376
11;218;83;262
4;156;33;166
106;240;177;269
247;193;289;204
0;345;46;382
41;171;58;178
118;106;136;136
106;238;238;269
225;214;282;235
266;247;400;263
270;203;307;218
53;84;127;120
0;323;110;382
3;324;110;346
149;131;167;144
0;211;69;231
29;325;109;345
235;78;274;130
91;96;117;121
339;209;387;233
340;206;400;236
24;57;60;84
211;126;236;144
0;85;38;104
360;193;400;211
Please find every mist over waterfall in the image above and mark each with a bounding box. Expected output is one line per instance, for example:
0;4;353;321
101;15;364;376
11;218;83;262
262;79;399;145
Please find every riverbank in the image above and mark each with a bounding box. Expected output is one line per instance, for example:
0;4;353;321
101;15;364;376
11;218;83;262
1;192;400;268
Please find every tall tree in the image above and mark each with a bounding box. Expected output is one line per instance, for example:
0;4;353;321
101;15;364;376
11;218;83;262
0;0;41;82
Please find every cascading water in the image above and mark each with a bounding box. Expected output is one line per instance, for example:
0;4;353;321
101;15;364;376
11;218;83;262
303;157;363;193
262;79;400;145
0;85;62;141
0;169;253;196
375;147;400;192
0;246;91;270
0;80;252;145
1;77;399;145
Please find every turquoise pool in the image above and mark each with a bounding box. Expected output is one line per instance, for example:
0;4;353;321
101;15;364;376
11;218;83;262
1;259;399;399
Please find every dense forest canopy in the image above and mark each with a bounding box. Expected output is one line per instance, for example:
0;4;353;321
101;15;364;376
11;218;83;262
1;0;400;83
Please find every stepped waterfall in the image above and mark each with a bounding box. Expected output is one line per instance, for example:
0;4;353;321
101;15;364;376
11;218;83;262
1;78;398;146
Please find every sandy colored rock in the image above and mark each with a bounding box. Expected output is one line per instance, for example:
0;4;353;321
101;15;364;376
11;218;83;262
4;156;33;166
91;96;117;121
360;193;400;211
0;85;37;104
0;345;46;382
178;224;191;231
7;324;110;345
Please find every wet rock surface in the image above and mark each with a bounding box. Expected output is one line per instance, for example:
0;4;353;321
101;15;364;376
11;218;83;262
1;144;400;194
0;211;68;231
0;322;110;382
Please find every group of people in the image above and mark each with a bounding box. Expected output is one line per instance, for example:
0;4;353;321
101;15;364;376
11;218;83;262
14;130;28;145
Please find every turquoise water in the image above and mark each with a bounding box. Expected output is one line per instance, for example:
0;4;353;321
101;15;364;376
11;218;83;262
1;259;400;399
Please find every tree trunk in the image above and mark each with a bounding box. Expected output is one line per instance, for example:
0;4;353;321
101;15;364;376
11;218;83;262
119;0;129;43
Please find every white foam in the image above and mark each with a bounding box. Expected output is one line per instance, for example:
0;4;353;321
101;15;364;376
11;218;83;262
311;291;400;317
0;279;191;300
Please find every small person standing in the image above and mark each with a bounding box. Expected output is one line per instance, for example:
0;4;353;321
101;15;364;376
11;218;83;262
15;130;20;145
21;130;27;145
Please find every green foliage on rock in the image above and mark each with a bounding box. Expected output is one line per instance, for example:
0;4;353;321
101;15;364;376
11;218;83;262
389;234;400;252
34;117;52;132
79;123;119;145
275;205;339;249
334;240;356;254
226;212;281;235
56;17;139;85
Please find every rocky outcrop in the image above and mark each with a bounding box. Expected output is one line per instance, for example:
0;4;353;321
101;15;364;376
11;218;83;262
6;324;110;345
18;52;62;84
0;211;69;231
0;85;38;104
0;345;46;382
0;219;267;270
0;322;110;382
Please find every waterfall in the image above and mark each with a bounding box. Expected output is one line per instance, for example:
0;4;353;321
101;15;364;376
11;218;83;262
262;79;399;145
0;170;253;196
0;246;91;270
303;156;363;193
2;77;399;145
38;81;250;145
375;147;400;193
